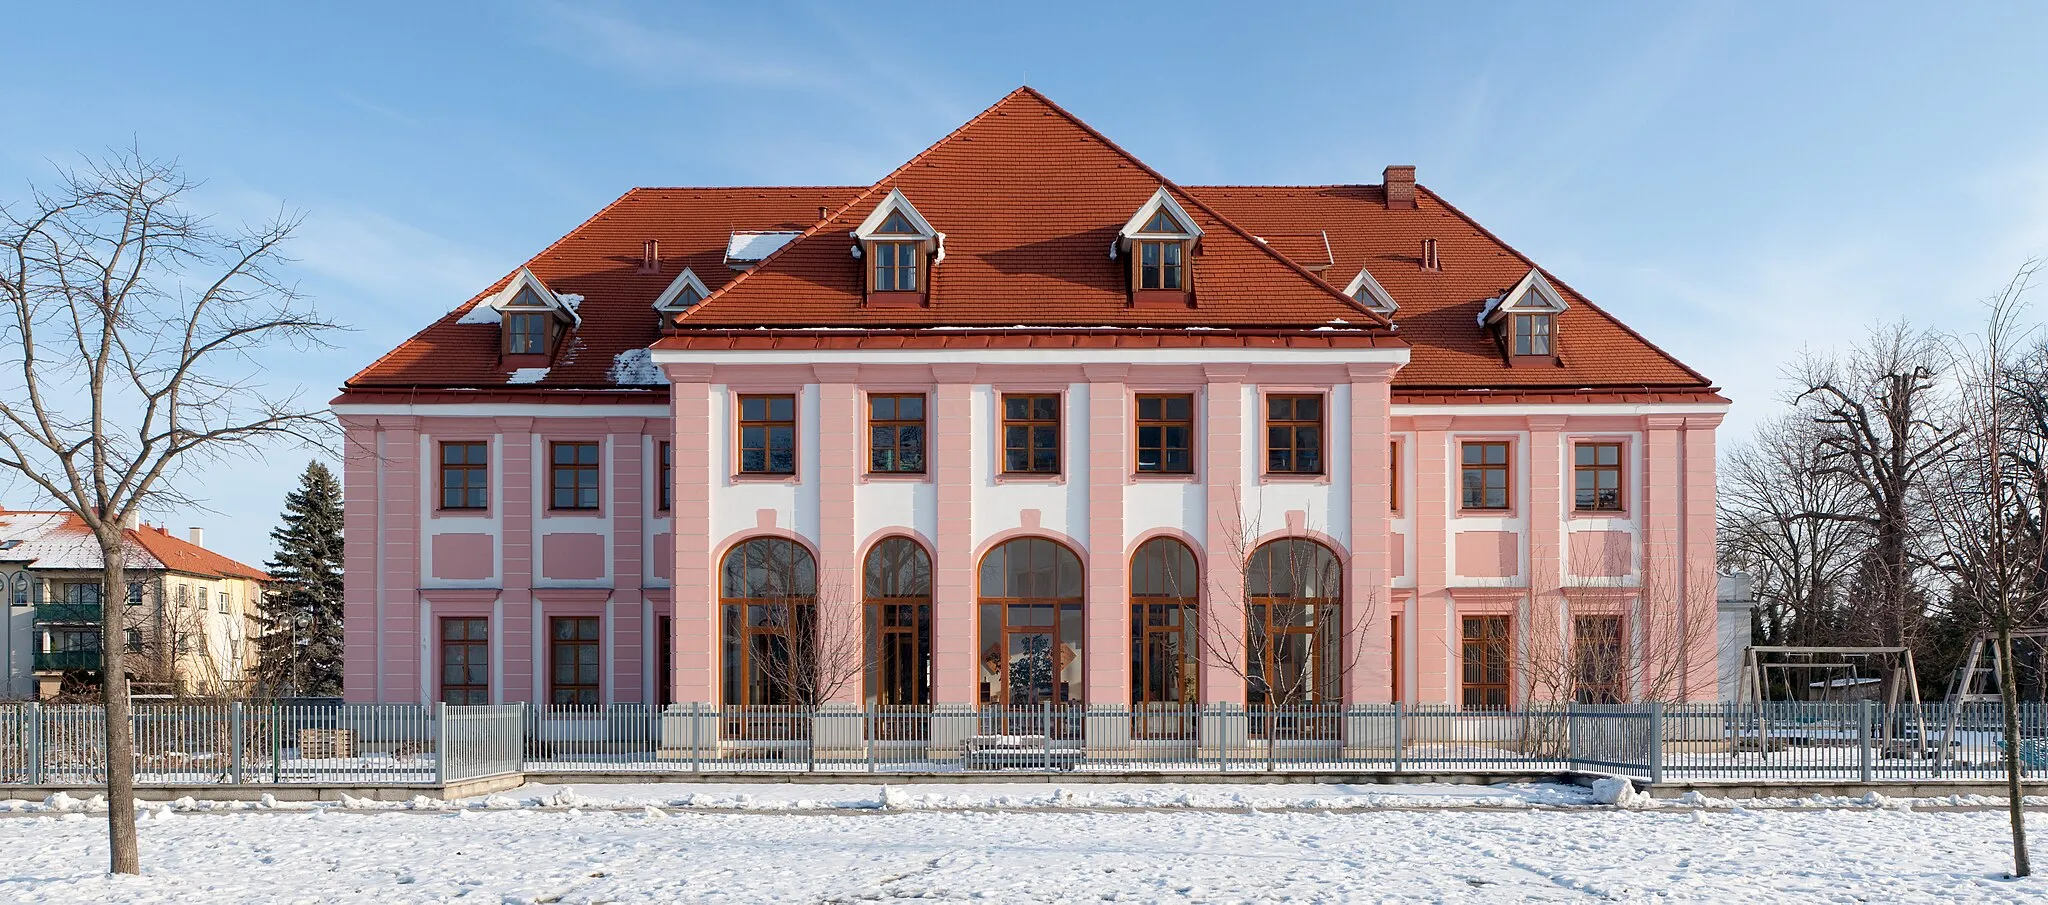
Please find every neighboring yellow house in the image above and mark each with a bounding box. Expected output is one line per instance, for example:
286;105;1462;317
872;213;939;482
0;509;267;699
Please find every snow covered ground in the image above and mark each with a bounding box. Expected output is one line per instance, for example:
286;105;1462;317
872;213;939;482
0;782;2043;902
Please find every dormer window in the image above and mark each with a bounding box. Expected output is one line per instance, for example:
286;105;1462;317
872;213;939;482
1137;240;1182;290
652;267;711;325
1118;187;1202;307
507;313;549;355
1478;268;1568;367
873;241;921;291
1513;313;1552;356
852;189;939;306
1343;264;1400;317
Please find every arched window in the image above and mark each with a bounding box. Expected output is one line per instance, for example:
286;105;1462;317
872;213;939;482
9;573;27;608
977;538;1084;709
1246;538;1342;708
863;537;931;709
1130;538;1198;719
719;538;817;707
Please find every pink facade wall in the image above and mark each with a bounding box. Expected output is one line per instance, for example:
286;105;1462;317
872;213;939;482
340;384;1723;709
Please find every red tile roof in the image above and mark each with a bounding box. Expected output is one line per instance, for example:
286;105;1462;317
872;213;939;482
342;87;1713;399
0;510;268;580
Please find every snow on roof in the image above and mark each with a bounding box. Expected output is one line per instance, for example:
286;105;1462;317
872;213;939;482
507;368;551;385
455;303;501;326
606;349;668;386
724;231;804;264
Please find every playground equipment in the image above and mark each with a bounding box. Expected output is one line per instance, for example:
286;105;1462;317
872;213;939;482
1735;646;1928;759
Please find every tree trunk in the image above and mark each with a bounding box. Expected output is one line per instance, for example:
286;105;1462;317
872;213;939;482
1998;626;2032;878
98;531;139;875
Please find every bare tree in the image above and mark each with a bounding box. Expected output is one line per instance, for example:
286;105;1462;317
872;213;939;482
1198;496;1380;711
1924;264;2046;878
1718;414;1871;648
1794;325;1960;650
0;153;334;873
1519;546;1722;706
756;570;872;708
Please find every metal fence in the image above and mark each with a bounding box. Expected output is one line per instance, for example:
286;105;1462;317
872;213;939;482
1;700;2044;787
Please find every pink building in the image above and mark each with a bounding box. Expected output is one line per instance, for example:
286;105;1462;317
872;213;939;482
336;88;1725;714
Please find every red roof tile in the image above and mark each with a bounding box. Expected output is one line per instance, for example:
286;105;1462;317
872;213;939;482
342;87;1713;398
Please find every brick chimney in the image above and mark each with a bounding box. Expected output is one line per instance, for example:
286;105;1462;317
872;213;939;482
1383;165;1417;210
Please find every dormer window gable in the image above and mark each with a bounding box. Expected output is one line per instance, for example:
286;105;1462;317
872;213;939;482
1116;187;1201;307
489;268;576;365
851;189;938;307
1342;264;1401;317
652;267;711;325
1478;268;1568;367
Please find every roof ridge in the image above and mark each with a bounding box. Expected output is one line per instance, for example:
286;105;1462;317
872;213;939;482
676;88;1041;325
343;187;647;388
1415;184;1712;387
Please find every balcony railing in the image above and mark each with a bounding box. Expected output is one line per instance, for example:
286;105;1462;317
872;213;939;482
33;649;101;671
33;602;102;624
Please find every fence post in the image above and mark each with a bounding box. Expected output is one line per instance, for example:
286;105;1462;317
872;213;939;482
1266;709;1277;773
690;702;702;773
271;700;282;784
1858;699;1875;783
1042;703;1053;772
230;701;245;784
434;701;449;786
24;702;41;786
1647;702;1665;786
1393;702;1405;773
866;710;876;774
806;707;817;774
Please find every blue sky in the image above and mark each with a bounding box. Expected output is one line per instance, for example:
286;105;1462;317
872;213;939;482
4;1;2046;566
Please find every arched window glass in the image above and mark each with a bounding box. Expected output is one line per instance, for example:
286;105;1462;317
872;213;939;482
863;537;932;713
1130;538;1199;726
9;573;27;608
1245;539;1343;710
719;538;818;708
977;538;1084;721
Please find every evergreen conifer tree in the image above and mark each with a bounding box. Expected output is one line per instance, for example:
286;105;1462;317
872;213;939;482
259;461;345;696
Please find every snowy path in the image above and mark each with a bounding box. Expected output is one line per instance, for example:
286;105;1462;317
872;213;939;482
0;787;2043;902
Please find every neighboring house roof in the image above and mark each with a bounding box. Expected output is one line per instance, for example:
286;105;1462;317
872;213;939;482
0;509;269;580
339;87;1715;400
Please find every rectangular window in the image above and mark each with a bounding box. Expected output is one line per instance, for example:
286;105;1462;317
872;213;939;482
868;393;927;474
1460;441;1510;510
737;394;797;475
1573;615;1624;705
1389;441;1400;511
440;441;489;510
441;617;490;705
1461;615;1511;710
657;615;674;709
549;616;600;705
218;591;229;614
507;312;548;355
550;441;601;509
62;583;102;606
873;241;920;292
1574;442;1625;512
1513;313;1552;356
1264;394;1324;475
1134;394;1194;474
1137;240;1183;290
658;441;672;511
1001;394;1061;474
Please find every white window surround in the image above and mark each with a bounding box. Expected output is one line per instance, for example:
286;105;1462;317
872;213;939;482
652;267;711;313
1113;187;1201;259
850;189;943;264
1342;264;1400;315
482;267;580;327
1477;268;1568;328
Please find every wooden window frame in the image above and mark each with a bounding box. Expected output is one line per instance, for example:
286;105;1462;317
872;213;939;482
548;616;601;705
1573;441;1626;513
1000;393;1063;475
1133;393;1195;475
657;441;672;512
1511;312;1553;358
440;616;490;705
1460;614;1512;710
1459;440;1512;511
505;311;551;357
438;441;490;511
870;240;923;293
976;538;1086;711
863;537;933;709
719;538;818;709
1572;614;1625;705
1244;540;1344;711
1134;239;1185;291
867;393;928;475
1129;538;1199;716
549;441;602;511
1263;393;1326;476
1389;439;1401;512
736;393;798;476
